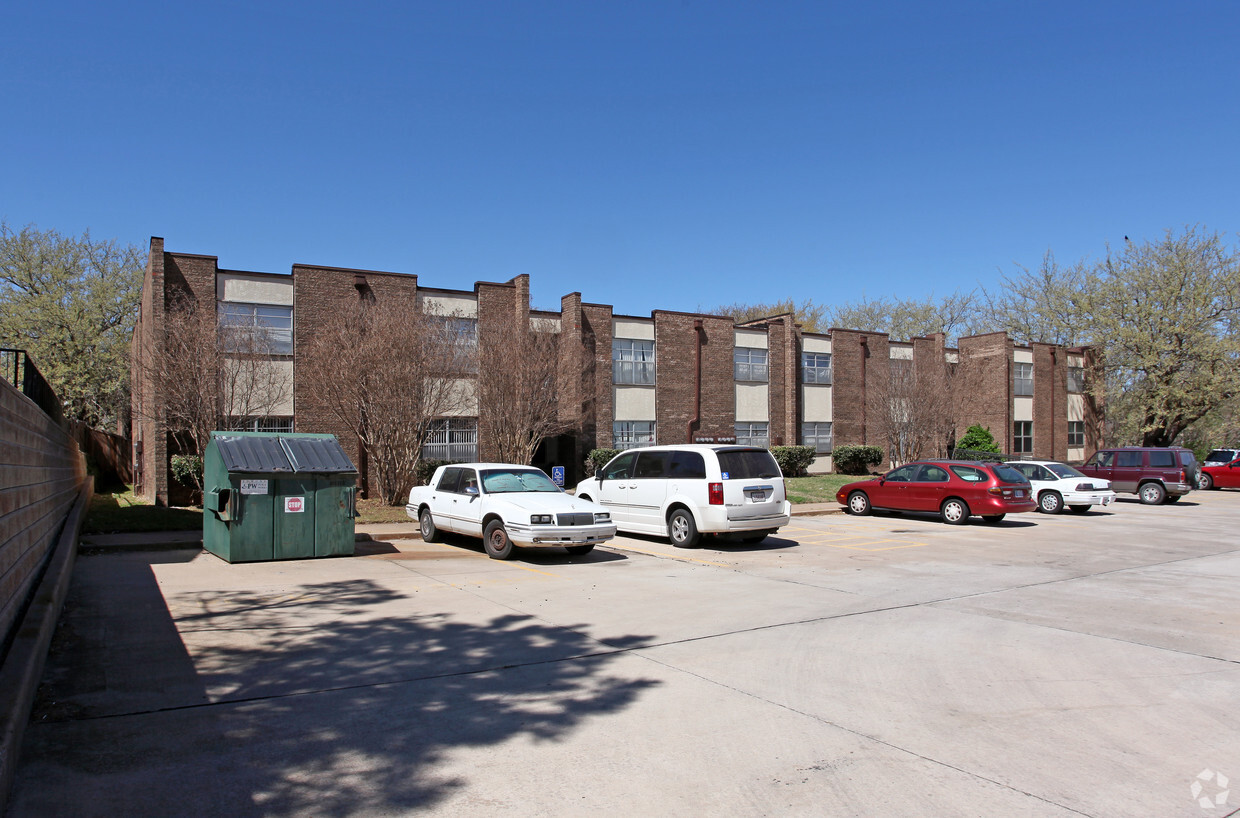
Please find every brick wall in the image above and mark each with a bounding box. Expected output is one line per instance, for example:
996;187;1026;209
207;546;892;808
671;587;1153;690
956;333;1012;451
581;303;614;449
654;312;734;444
1032;343;1067;460
830;329;891;459
1;380;86;653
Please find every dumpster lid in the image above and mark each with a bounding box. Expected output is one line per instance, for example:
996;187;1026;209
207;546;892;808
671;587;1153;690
214;435;295;473
280;436;357;474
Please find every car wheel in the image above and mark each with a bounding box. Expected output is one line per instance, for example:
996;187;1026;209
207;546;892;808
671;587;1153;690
419;508;441;543
1038;491;1064;514
981;514;1006;523
739;532;769;544
940;498;970;525
1067;505;1091;514
668;508;700;548
565;544;594;556
1165;495;1182;503
1138;482;1167;505
1198;473;1214;490
483;520;516;560
846;491;872;516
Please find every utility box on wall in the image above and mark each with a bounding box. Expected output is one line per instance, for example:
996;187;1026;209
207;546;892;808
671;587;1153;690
203;432;358;563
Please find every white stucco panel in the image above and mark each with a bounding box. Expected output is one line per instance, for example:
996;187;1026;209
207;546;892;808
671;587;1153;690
734;328;768;349
420;293;478;318
1014;396;1034;422
802;336;831;353
614;385;656;421
218;274;294;306
889;345;913;360
438;379;479;416
735;383;769;422
224;358;294;415
612;318;655;340
1068;392;1086;422
1014;348;1034;364
801;384;832;422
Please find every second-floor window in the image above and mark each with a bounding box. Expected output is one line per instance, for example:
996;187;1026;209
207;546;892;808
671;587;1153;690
734;347;768;382
1013;362;1033;396
802;352;832;384
219;302;293;355
1068;366;1085;393
613;339;655;385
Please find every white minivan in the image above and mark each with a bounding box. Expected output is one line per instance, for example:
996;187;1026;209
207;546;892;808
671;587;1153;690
573;445;792;547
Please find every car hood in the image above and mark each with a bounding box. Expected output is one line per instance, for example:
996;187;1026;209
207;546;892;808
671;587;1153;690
487;493;607;514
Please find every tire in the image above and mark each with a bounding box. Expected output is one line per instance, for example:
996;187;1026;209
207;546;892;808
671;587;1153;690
1068;505;1091;514
940;498;970;525
1198;473;1214;490
1165;495;1182;503
667;508;700;548
565;544;594;556
846;491;872;516
981;514;1006;523
1038;491;1063;514
483;519;516;560
1138;482;1166;505
419;508;441;543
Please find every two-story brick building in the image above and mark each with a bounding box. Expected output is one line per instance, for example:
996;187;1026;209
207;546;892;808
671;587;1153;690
131;238;1101;505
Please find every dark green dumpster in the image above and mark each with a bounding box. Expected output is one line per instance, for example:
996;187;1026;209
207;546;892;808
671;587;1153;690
203;432;358;563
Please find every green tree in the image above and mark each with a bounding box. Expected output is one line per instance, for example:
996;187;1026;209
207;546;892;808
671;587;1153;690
955;424;1001;453
0;221;143;428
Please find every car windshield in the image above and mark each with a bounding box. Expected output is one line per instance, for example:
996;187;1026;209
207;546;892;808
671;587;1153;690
479;469;561;493
1046;463;1086;479
717;448;781;479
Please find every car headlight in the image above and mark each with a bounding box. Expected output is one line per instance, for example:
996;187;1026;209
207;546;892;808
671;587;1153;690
593;512;610;523
530;514;553;525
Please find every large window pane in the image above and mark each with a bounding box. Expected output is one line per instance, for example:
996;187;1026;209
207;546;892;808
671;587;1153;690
801;352;832;384
613;339;655;385
734;348;769;382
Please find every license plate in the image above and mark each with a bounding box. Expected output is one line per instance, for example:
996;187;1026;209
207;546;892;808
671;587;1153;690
747;491;768;502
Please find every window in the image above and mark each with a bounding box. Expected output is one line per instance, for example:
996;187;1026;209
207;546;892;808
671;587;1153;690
889;358;913;383
917;464;950;482
1068;421;1085;447
802;422;833;454
613;421;655;450
1116;451;1143;468
1013;362;1033;396
885;465;918;482
603;451;637;480
734;347;768;382
634;451;671;478
1148;450;1174;467
1068;366;1085;393
1013;421;1032;454
667;450;706;479
801;352;832;384
951;465;988;482
228;416;293;433
423;418;478;461
735;422;769;447
219;302;293;355
613;339;655;385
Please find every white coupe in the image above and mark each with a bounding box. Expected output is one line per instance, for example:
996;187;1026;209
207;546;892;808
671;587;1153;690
1005;460;1117;514
406;463;617;560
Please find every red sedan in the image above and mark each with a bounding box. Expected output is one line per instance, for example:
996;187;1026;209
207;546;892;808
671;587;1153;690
836;460;1037;524
1198;455;1240;490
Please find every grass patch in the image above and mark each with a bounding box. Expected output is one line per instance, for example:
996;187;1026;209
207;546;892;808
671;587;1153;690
355;498;413;525
85;487;203;534
785;473;869;505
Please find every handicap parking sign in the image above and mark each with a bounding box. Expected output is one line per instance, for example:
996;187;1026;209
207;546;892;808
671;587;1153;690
551;466;565;486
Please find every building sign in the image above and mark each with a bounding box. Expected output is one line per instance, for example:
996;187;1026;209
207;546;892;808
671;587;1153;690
693;435;737;444
285;496;305;513
240;479;268;495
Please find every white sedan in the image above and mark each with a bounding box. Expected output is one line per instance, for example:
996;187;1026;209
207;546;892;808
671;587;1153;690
1005;460;1117;514
406;463;617;560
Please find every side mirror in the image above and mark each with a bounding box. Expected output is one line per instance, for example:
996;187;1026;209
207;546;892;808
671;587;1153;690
465;485;480;497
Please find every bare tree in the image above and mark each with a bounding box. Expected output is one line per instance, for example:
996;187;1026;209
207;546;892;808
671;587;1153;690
301;298;474;505
136;293;292;490
479;313;570;466
873;356;958;465
825;291;982;344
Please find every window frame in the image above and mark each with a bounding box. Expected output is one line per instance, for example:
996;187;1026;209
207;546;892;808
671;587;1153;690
218;302;293;355
733;347;769;382
1013;362;1034;396
1067;420;1085;447
801;352;832;384
734;421;770;448
613;420;656;450
1013;420;1033;454
801;421;833;454
612;338;656;385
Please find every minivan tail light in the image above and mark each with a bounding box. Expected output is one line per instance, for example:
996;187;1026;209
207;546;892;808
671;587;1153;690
709;482;724;505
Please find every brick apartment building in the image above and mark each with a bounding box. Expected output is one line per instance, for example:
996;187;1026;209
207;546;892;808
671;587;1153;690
130;238;1102;505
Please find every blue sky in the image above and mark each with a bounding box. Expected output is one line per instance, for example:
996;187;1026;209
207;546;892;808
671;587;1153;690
4;1;1238;316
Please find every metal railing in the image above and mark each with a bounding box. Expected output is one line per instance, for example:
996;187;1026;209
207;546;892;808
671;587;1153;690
1;348;65;426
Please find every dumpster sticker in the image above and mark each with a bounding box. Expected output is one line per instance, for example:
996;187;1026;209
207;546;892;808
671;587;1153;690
285;496;305;513
240;479;268;495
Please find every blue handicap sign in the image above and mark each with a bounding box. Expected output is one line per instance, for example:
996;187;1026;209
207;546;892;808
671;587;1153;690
551;466;565;486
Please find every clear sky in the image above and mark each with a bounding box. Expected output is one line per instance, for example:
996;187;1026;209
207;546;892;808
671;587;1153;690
4;1;1238;317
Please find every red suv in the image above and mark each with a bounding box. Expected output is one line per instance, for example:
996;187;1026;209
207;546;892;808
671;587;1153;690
1078;447;1196;505
836;460;1036;525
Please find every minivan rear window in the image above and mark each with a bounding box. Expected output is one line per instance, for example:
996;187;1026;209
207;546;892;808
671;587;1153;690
717;448;781;480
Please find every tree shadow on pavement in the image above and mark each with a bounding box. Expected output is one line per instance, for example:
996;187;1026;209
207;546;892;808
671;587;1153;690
11;554;659;817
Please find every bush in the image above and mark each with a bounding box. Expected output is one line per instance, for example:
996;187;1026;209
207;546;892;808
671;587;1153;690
955;424;1001;453
170;454;204;488
832;445;884;475
415;459;450;486
770;446;816;477
585;448;620;476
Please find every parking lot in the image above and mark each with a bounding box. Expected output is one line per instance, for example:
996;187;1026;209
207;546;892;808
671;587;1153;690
7;492;1240;817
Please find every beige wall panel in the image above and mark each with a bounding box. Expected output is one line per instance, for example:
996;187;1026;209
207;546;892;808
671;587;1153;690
420;293;478;317
889;345;913;360
224;358;294;415
1014;396;1034;422
612;318;655;340
801;384;832;422
218;274;294;305
803;335;831;353
1014;348;1034;364
735;383;769;422
440;378;479;416
1068;393;1086;422
614;385;656;421
734;328;768;349
809;454;833;474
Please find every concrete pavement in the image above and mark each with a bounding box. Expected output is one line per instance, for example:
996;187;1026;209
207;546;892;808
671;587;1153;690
8;494;1238;816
